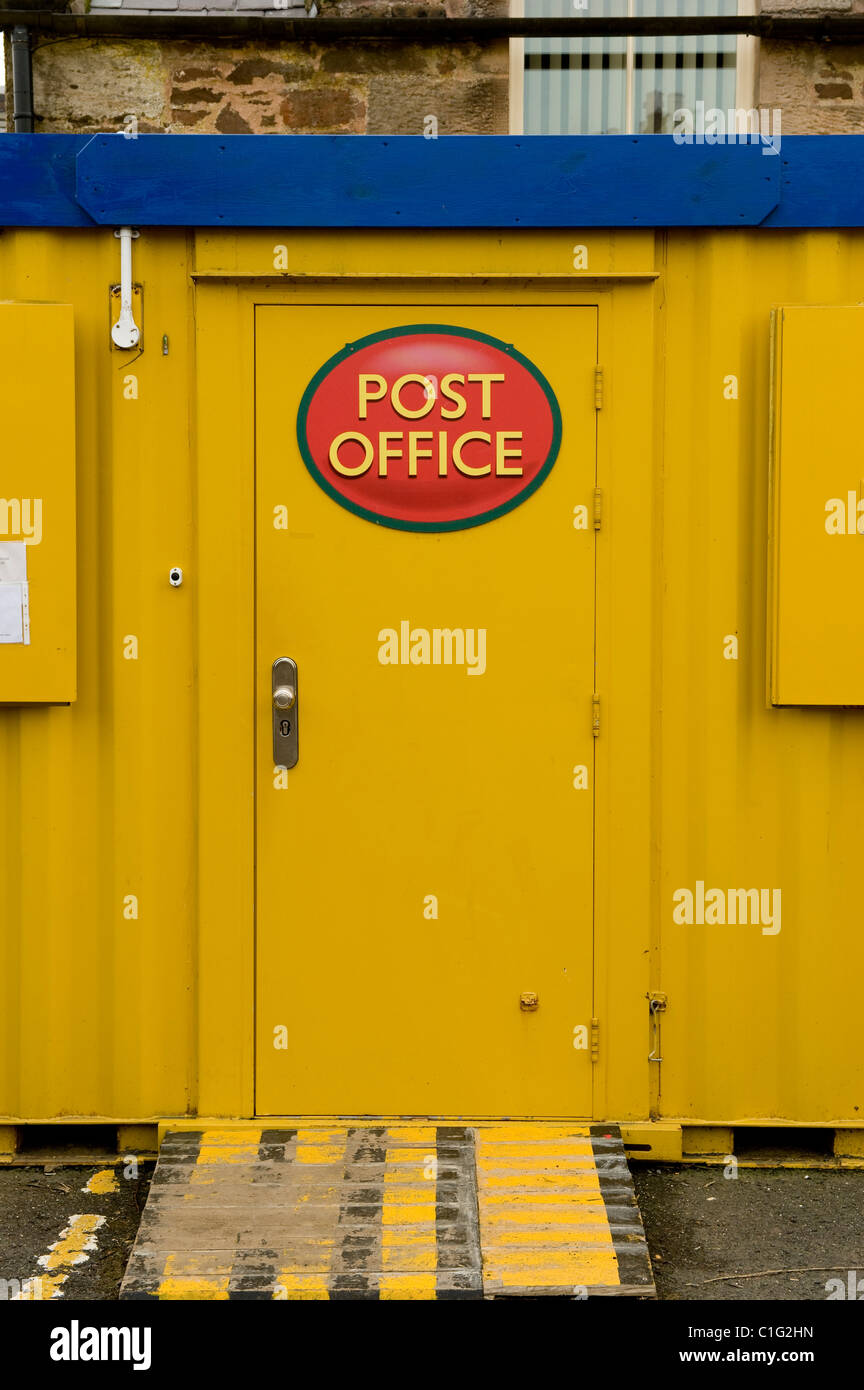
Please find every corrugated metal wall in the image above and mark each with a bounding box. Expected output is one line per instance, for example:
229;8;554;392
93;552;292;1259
658;231;864;1123
0;231;197;1120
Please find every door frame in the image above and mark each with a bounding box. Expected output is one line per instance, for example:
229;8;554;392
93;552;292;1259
193;270;656;1122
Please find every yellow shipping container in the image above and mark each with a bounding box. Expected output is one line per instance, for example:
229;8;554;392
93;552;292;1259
1;137;862;1144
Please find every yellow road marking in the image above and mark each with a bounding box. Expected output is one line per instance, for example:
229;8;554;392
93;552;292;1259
274;1274;330;1300
477;1126;619;1292
196;1128;262;1166
295;1146;345;1164
269;1130;349;1298
480;1175;604;1190
383;1146;440;1164
82;1168;118;1195
380;1185;432;1205
488;1212;608;1234
477;1154;596;1167
296;1127;348;1165
382;1204;436;1223
481;1125;592;1140
379;1127;437;1300
480;1190;610;1205
158;1252;232;1299
379;1272;438;1299
17;1213;107;1299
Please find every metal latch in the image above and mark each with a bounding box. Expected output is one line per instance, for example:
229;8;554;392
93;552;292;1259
647;992;667;1063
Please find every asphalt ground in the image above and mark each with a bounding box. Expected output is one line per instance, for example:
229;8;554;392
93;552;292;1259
0;1158;861;1301
634;1163;864;1301
0;1159;153;1301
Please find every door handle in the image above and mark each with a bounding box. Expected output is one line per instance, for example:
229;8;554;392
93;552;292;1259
272;657;299;769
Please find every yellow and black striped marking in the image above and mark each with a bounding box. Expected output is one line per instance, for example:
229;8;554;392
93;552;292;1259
120;1123;652;1299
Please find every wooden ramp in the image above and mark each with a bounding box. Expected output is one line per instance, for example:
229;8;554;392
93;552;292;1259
120;1122;655;1300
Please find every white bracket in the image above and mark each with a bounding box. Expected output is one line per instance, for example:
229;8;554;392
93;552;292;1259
111;227;141;350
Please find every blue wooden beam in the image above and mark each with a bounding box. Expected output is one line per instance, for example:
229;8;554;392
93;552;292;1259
0;135;96;228
761;138;864;228
0;133;862;230
72;134;780;228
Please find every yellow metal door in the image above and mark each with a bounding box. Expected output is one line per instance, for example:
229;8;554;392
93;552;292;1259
255;304;598;1116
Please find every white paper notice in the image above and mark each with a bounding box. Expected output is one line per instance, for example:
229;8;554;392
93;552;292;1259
0;543;30;644
0;542;27;583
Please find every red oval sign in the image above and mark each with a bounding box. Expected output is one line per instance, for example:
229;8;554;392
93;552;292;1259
297;325;562;532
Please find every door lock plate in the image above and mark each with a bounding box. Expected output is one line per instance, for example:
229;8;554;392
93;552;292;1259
272;657;298;769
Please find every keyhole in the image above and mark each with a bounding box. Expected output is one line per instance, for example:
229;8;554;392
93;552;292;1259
280;719;291;736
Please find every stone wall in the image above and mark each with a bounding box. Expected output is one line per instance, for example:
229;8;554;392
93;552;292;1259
13;0;864;137
760;0;864;132
22;2;509;135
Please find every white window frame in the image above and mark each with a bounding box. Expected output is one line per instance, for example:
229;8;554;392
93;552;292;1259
510;0;759;135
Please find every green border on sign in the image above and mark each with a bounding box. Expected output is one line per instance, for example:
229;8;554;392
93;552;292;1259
295;323;563;533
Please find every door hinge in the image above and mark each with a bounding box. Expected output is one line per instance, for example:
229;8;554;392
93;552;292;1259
593;487;603;530
592;693;600;738
594;365;604;409
590;1017;600;1063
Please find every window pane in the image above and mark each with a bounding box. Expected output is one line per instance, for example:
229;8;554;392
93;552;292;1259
523;0;740;135
524;0;628;136
633;0;738;134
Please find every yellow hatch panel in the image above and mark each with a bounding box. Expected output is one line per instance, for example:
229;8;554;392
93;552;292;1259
771;305;864;706
0;303;76;704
